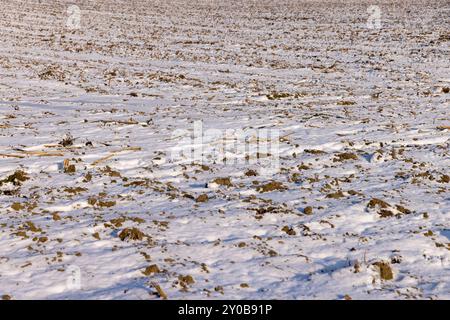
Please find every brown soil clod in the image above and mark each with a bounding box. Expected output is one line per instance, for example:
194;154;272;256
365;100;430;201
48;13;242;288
63;159;76;174
143;264;161;276
337;100;356;106
367;198;390;209
88;196;116;208
304;206;313;215
83;172;92;182
281;226;296;236
326;191;345;199
25;221;41;232
195;194;209;203
214;286;224;294
212;177;233;187
304;149;326;155
0;170;29;186
373;261;394;280
424;230;434;237
266;92;292;100
256;181;286;193
97;200;116;208
87;197;97;206
64;187;87;194
11;202;24;211
179;274;195;286
378;209;394;218
244;169;258;177
333;152;358;162
119;227;145;241
395;205;411;215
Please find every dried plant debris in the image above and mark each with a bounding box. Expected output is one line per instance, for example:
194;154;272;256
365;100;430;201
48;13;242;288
0;0;448;300
59;134;75;147
151;282;168;300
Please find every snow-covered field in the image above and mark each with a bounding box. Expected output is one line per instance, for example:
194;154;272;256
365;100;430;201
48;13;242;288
0;0;449;300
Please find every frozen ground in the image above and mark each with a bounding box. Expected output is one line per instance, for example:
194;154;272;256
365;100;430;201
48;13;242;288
0;0;449;300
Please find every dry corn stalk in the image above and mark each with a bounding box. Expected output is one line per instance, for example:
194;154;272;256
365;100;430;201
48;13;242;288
0;153;25;158
63;159;70;171
13;149;64;157
150;282;168;300
92;147;142;166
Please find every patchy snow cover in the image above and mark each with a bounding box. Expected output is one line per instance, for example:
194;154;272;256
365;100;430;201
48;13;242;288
0;0;449;300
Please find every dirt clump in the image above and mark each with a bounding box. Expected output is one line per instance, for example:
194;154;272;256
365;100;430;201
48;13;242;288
63;159;76;174
373;261;394;280
244;169;258;177
326;191;345;199
367;198;390;209
143;264;161;275
64;187;87;194
378;209;394;218
0;170;29;186
337;100;356;106
266;92;291;100
395;205;411;215
178;274;195;286
304;149;326;155
119;228;145;241
11;202;24;211
281;226;296;236
212;177;233;187
333;152;358;162
256;181;286;193
195;194;209;203
24;221;41;232
97;200;116;208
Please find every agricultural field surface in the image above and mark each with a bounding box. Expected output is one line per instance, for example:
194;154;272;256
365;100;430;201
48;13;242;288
0;0;449;299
